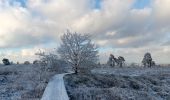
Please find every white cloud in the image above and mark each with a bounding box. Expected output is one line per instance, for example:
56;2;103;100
153;0;170;22
0;0;170;64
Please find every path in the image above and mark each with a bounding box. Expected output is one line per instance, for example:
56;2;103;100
41;73;69;100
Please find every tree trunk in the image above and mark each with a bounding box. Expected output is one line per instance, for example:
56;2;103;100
74;64;78;74
75;68;78;74
149;61;151;68
120;63;122;68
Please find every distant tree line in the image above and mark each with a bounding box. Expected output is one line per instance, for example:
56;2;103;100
1;58;31;65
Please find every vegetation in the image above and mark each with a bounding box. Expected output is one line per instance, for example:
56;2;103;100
24;61;30;65
107;54;125;67
58;30;99;74
2;58;10;65
64;67;170;100
142;52;156;67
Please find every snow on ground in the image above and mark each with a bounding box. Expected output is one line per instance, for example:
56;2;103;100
41;73;69;100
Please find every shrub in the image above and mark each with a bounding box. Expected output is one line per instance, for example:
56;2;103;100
24;61;30;65
2;58;10;65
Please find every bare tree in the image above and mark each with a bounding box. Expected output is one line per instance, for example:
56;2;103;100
58;30;98;74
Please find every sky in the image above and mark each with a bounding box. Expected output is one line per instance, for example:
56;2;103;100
0;0;170;64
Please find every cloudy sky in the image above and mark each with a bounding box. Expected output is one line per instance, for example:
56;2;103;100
0;0;170;64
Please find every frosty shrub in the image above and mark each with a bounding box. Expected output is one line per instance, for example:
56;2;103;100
34;49;69;82
24;61;30;65
2;58;10;65
58;30;99;74
17;61;19;64
33;60;39;64
35;49;59;70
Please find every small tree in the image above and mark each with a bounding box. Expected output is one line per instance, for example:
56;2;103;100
107;54;115;67
35;49;58;69
2;58;10;65
58;30;98;74
142;52;153;67
35;49;57;82
117;56;125;67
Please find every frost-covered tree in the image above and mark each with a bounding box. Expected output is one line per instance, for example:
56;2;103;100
117;56;125;67
107;54;115;67
35;49;59;82
35;49;58;70
142;52;153;67
58;30;98;74
112;56;125;67
107;54;125;68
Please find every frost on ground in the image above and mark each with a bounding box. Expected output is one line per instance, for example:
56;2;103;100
64;67;170;100
91;67;170;76
0;64;62;100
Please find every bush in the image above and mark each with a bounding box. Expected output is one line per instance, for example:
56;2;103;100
2;58;10;65
33;60;40;65
24;61;30;65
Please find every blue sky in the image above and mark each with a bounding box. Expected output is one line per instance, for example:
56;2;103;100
96;0;151;9
13;0;151;9
94;0;102;9
19;0;27;7
0;0;170;64
133;0;151;9
9;0;27;7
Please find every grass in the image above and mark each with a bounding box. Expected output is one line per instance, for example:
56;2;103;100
64;67;170;100
0;64;64;100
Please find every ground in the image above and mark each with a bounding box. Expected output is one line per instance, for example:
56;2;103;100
64;66;170;100
0;64;58;100
1;64;170;100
